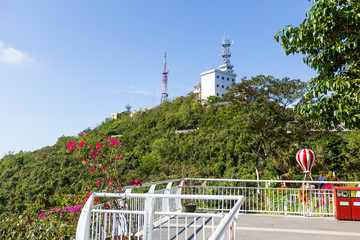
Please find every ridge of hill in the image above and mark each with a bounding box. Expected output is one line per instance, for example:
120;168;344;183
1;77;360;217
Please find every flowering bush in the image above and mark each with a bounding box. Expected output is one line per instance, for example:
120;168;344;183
39;203;84;218
68;133;125;193
297;185;310;204
281;173;292;180
322;184;333;190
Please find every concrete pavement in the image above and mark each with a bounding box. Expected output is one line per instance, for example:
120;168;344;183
148;213;360;240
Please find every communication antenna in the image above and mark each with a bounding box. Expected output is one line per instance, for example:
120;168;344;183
219;36;234;73
160;53;169;103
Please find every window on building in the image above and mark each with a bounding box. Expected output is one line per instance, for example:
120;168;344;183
222;85;224;88
217;93;219;96
222;94;224;97
232;79;235;82
217;84;219;87
217;75;219;79
222;76;224;80
227;78;229;81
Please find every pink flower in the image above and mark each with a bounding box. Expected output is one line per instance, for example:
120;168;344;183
83;159;89;163
121;152;124;156
89;144;93;147
115;156;120;160
132;179;142;186
322;184;333;189
79;141;85;147
94;198;99;203
67;140;77;151
102;167;106;172
110;139;119;147
90;151;100;159
106;181;110;185
96;180;100;186
106;137;111;142
110;179;113;182
90;168;96;172
118;187;122;190
86;193;92;199
39;212;45;218
82;133;87;136
119;144;122;148
96;142;103;149
135;179;142;186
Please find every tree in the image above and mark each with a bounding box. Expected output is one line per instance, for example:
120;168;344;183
275;0;360;129
224;75;307;183
125;104;132;112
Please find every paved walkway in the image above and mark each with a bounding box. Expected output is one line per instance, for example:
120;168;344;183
236;214;360;240
149;214;360;239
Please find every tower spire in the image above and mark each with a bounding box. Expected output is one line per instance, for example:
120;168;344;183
161;53;169;103
219;36;234;73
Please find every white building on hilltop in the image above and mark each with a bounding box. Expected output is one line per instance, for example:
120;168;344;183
194;37;237;102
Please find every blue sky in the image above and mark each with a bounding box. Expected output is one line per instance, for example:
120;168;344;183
0;0;316;157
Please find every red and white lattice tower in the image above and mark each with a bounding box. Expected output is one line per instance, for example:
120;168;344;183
161;53;169;103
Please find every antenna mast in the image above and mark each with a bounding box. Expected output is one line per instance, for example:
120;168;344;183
219;36;234;73
161;53;169;103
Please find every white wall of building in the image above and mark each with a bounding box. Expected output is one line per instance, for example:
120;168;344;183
200;69;236;101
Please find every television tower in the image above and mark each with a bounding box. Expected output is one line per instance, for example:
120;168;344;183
161;53;169;103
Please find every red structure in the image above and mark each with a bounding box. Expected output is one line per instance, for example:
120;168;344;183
161;53;169;103
333;186;360;220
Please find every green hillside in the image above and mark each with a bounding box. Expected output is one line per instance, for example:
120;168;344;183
1;75;360;239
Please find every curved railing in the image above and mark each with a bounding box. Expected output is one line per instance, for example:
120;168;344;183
76;191;244;240
76;178;360;239
209;197;245;240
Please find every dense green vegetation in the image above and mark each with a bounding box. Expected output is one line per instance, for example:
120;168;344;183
275;0;360;128
1;75;360;239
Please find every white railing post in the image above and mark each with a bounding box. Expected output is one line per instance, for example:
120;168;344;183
176;180;184;210
76;193;95;240
146;185;156;240
209;196;245;240
143;196;150;240
162;182;173;212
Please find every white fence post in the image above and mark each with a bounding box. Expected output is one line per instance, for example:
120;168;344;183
176;180;184;210
163;182;173;212
147;185;156;240
76;193;95;240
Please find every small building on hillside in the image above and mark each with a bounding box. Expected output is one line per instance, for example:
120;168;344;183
195;37;237;102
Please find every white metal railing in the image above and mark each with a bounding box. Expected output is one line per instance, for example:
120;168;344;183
76;178;360;239
209;197;245;240
187;178;360;217
76;190;245;240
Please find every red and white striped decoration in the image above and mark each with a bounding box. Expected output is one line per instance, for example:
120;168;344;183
296;149;316;173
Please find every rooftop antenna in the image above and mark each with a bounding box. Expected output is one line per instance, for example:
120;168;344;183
161;53;169;103
219;35;234;73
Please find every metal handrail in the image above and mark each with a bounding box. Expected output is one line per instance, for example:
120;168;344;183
209;197;245;240
189;178;360;185
76;191;245;240
93;192;244;201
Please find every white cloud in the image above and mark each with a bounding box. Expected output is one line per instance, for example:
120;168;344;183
115;87;155;96
0;41;34;64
